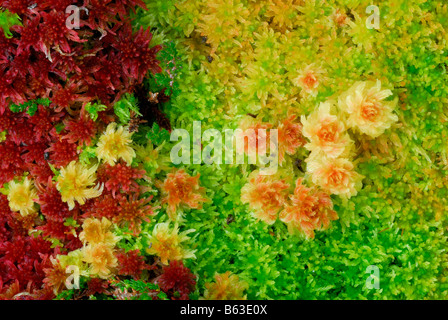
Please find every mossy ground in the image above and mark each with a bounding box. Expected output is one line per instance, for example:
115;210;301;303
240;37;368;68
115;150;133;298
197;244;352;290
131;0;448;299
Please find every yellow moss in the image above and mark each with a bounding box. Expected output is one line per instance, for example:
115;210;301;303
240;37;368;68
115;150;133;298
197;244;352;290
7;178;38;217
82;243;118;279
56;161;103;210
202;271;249;300
96;122;136;166
338;80;398;138
79;217;120;247
196;0;250;52
146;222;196;265
265;0;303;32
306;155;364;198
301;101;354;158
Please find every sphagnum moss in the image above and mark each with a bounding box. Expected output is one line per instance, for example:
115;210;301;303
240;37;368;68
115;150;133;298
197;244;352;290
1;0;448;301
137;0;448;300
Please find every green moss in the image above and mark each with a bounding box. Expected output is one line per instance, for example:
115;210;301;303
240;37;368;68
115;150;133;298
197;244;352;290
0;9;21;38
132;0;448;300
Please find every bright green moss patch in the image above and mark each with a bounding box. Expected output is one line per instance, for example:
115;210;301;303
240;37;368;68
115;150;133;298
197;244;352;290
133;0;448;299
0;9;21;38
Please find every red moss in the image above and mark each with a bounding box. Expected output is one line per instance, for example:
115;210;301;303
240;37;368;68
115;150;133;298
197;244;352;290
26;77;49;101
4;49;30;81
12;14;39;54
22;142;48;165
158;260;196;300
37;219;72;241
38;0;74;12
112;25;163;83
0;0;34;15
0;109;16;132
113;194;156;235
0;140;23;167
85;278;110;296
88;53;125;92
51;47;83;76
0;140;24;185
28;52;56;88
1;2;161;110
0;194;11;216
36;179;71;222
11;211;37;235
63;113;97;145
46;138;79;168
50;82;85;111
0;0;165;299
39;10;84;54
8;118;34;145
116;249;152;278
97;162;146;197
64;234;83;251
82;0;121;32
0;234;56;294
28;163;54;184
114;0;147;16
26;105;61;143
81;191;119;220
0;236;26;264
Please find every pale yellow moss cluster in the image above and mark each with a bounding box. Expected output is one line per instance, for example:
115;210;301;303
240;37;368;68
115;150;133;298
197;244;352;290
338;80;399;138
80;217;120;279
96;122;136;166
202;271;249;300
146;222;196;265
302;80;397;198
56;161;103;210
7;178;38;216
